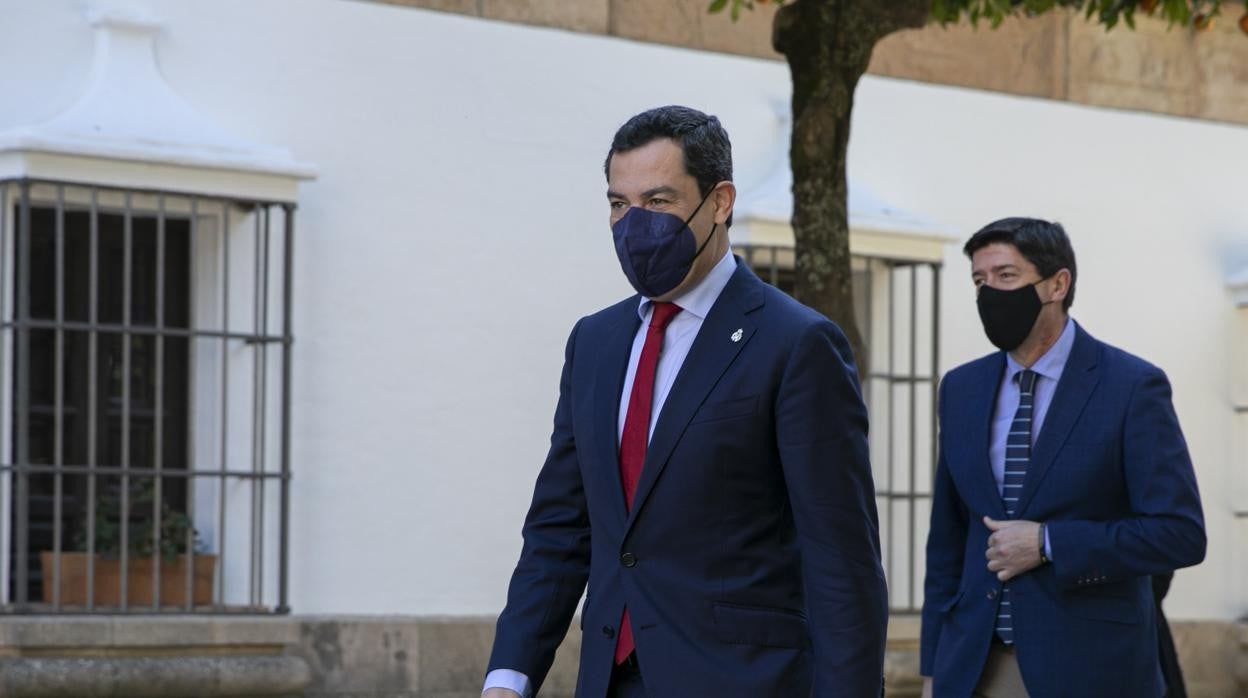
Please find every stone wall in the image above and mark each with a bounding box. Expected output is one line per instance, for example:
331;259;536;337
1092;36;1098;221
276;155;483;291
291;616;1246;697
0;617;310;697
373;0;1248;127
0;615;1241;696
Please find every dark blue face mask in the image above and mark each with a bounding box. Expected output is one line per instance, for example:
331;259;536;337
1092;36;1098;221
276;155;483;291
611;188;718;299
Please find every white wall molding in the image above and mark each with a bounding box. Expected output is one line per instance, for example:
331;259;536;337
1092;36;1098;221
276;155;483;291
0;5;315;200
730;100;956;262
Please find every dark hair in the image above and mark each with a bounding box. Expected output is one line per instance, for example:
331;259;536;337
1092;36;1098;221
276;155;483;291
963;217;1077;311
604;105;734;226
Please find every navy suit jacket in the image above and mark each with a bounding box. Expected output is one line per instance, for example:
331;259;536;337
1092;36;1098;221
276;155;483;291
488;260;889;697
920;324;1205;698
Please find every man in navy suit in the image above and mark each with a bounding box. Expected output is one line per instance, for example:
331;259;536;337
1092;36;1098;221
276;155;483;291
482;106;888;697
919;218;1206;698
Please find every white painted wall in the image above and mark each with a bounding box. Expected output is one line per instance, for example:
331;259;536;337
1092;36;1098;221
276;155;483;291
0;0;1243;620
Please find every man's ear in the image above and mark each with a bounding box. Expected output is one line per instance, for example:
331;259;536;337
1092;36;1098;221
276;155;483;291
713;181;737;226
1050;268;1072;304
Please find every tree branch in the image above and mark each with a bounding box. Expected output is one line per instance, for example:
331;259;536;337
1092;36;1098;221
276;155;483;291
864;0;933;34
774;0;931;62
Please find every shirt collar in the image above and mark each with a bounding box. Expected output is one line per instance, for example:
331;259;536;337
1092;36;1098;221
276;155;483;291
636;251;737;322
1006;316;1076;383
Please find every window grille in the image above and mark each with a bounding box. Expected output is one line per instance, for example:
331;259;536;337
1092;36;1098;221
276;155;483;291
735;244;941;614
0;179;294;615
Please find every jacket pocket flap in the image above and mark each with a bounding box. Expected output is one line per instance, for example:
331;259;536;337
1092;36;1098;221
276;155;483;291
712;602;808;649
1063;594;1139;625
691;395;758;425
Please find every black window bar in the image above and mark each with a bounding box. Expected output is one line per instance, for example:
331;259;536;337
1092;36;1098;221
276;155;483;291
735;244;941;614
0;178;294;615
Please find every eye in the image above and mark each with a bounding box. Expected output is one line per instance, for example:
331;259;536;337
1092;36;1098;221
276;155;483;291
648;198;669;207
610;201;628;210
972;277;985;287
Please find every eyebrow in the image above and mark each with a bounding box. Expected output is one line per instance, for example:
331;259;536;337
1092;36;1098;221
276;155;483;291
606;185;681;201
972;264;1021;275
641;186;680;199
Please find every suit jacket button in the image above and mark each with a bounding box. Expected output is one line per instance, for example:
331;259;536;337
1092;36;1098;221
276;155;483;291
602;626;615;639
987;589;997;600
620;553;637;568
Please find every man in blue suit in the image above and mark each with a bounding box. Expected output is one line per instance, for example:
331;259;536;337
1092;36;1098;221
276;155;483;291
483;106;888;697
920;218;1206;698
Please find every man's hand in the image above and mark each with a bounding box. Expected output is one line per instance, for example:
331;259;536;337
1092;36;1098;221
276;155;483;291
921;677;933;698
984;516;1043;582
482;689;522;698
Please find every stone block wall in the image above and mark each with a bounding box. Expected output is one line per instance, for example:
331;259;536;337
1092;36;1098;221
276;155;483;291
0;615;1241;696
371;0;1248;127
286;616;1244;698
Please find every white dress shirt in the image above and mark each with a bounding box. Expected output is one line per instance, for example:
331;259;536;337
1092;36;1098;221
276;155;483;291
483;252;738;697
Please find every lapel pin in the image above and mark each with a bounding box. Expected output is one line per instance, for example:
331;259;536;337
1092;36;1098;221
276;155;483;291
731;329;743;343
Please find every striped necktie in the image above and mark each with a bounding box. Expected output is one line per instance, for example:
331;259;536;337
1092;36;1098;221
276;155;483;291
995;369;1038;645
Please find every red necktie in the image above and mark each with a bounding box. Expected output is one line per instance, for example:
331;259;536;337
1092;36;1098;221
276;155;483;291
615;301;682;665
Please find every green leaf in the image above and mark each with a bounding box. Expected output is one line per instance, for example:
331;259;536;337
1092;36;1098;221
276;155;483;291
1024;0;1057;15
707;0;729;14
929;0;959;24
1164;0;1190;26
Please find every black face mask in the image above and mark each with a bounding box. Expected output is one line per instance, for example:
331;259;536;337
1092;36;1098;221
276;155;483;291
976;281;1047;352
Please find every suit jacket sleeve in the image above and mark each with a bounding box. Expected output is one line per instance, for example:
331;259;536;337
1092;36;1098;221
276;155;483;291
775;320;889;698
486;319;591;692
919;379;968;676
1046;366;1206;589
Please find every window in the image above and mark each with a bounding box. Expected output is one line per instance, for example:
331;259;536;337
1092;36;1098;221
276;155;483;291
1231;277;1248;518
735;243;940;614
0;180;294;614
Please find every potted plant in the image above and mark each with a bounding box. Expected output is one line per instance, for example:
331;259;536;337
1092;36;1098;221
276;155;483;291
40;479;216;608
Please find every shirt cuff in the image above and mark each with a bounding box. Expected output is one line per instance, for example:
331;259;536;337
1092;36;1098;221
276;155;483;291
1044;525;1053;561
483;669;531;698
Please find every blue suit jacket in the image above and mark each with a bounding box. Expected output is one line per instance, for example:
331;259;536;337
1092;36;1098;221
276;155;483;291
920;324;1206;698
488;260;889;697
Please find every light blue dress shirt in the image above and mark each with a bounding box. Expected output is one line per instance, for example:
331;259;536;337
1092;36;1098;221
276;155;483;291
483;252;738;697
617;251;738;442
989;317;1076;558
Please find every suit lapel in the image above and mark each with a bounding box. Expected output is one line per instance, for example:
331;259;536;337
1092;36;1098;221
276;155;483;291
1015;325;1101;518
965;353;1008;520
592;303;641;525
623;263;764;536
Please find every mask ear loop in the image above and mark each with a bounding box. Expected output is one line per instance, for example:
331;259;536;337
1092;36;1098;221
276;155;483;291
681;185;716;227
1032;274;1061;307
685;185;720;262
691;223;719;260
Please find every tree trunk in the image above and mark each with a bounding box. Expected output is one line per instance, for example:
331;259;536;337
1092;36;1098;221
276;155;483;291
773;0;928;378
